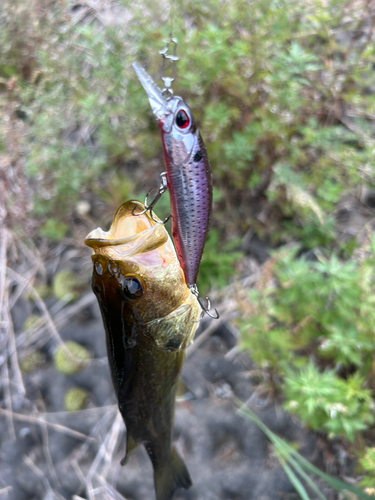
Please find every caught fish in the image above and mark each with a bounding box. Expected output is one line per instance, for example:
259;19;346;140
132;62;218;318
85;200;200;500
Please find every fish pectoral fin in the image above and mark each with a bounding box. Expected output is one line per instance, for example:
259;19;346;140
120;432;137;466
153;446;192;500
145;304;199;352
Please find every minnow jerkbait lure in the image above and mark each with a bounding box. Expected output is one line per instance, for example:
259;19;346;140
132;43;219;319
85;200;200;500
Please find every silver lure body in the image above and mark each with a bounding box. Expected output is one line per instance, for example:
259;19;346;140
133;62;212;287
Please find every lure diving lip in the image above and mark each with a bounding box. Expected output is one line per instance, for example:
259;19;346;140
85;200;200;500
133;63;218;318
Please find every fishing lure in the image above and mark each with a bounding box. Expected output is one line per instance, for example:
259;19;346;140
132;40;219;319
85;200;201;500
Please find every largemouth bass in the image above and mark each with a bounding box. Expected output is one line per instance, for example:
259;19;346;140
85;200;200;500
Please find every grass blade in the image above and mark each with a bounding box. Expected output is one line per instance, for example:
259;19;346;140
286;454;328;500
281;460;311;500
237;403;373;500
288;449;372;499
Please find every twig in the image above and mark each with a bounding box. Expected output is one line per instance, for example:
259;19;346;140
97;476;129;500
0;486;12;496
86;412;123;500
0;226;7;312
39;399;61;490
45;405;117;420
68;406;117;467
23;455;67;500
71;459;87;493
5;303;26;396
18;291;95;350
1;359;15;441
100;411;124;477
0;408;95;442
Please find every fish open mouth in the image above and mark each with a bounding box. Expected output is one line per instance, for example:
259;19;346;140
84;200;168;256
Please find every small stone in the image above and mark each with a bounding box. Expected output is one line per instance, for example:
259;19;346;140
76;200;91;217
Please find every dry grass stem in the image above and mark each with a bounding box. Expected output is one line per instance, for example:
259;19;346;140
0;486;13;496
0;408;95;442
23;455;67;500
68;406;118;466
97;475;129;500
45;405;117;419
39;399;62;490
86;411;124;500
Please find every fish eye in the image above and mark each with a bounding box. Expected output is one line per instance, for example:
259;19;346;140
176;109;190;129
122;277;143;300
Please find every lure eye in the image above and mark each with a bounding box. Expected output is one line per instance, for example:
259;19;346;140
122;277;143;300
176;109;190;129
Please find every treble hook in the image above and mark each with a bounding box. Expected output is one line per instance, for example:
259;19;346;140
132;172;171;224
189;284;220;320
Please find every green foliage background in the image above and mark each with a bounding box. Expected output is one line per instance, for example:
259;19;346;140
1;0;375;482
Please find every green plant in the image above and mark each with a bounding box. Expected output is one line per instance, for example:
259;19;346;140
39;219;69;241
133;0;375;246
54;341;90;375
197;229;243;293
359;447;375;491
64;387;89;412
238;402;374;500
97;172;135;215
240;239;375;441
52;270;85;302
23;314;42;332
2;0;375;254
20;350;46;373
284;364;373;441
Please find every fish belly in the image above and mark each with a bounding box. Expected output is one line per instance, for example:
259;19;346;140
115;341;191;500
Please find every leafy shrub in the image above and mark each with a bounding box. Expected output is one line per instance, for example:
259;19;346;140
1;0;375;252
197;229;243;294
360;447;375;490
284;364;373;441
240;238;375;441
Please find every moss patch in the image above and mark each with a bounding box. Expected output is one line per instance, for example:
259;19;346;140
54;341;90;375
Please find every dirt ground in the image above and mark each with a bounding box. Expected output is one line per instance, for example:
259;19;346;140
1;191;373;500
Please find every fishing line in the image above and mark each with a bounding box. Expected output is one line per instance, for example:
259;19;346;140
169;0;176;40
159;0;179;98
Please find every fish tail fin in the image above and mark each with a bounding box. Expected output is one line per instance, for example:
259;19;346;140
154;446;192;500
